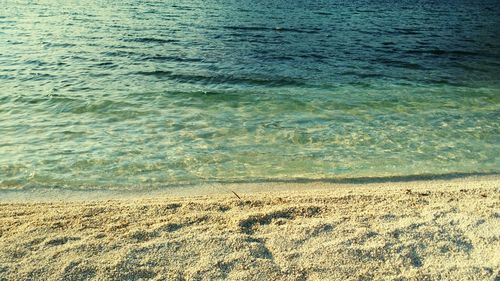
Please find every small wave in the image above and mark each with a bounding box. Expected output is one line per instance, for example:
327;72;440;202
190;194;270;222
375;58;426;70
4;40;23;45
135;70;173;77
448;62;491;73
425;78;466;86
274;27;322;33
171;5;195;11
341;71;386;79
102;50;139;58
24;59;48;66
314;11;333;15
0;74;15;80
142;55;204;63
267;55;295;61
406;49;480;57
389;28;421;35
70;99;138;114
223;26;272;32
19;72;56;82
297;53;329;60
121;37;179;44
34;96;139;114
94;61;117;68
134;71;306;87
223;25;321;34
200;172;500;186
42;41;76;48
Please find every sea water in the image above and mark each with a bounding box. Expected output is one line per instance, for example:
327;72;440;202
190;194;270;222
1;0;499;190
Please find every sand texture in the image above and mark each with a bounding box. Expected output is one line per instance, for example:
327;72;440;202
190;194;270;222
0;176;499;280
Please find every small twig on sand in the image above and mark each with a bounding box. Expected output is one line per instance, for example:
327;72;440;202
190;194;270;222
231;190;242;200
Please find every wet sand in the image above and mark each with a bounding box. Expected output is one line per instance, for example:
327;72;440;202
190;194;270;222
0;176;499;280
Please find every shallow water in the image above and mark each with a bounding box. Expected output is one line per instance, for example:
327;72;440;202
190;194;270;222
1;0;499;190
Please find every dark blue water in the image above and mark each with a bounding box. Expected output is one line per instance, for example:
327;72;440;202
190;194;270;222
1;0;499;190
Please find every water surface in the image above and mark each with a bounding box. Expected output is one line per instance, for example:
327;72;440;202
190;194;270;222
1;0;499;190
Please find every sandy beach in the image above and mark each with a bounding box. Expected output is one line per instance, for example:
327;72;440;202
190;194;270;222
0;176;498;280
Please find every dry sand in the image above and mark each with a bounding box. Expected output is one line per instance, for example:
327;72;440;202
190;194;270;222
0;176;499;280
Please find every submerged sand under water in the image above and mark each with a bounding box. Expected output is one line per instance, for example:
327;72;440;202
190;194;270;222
0;176;499;280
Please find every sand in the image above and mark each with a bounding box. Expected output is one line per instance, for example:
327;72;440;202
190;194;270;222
0;176;499;280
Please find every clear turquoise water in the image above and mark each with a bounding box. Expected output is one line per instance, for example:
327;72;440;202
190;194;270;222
1;0;499;190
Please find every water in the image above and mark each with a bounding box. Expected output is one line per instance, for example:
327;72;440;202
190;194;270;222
1;0;499;190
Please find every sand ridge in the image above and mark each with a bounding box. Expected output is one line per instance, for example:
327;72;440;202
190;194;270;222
0;176;499;280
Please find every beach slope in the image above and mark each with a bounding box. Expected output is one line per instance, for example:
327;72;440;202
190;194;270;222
0;176;499;280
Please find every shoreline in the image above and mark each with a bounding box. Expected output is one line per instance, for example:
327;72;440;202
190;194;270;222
1;173;497;203
1;175;499;280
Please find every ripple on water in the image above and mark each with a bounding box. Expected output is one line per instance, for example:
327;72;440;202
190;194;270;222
0;0;499;189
